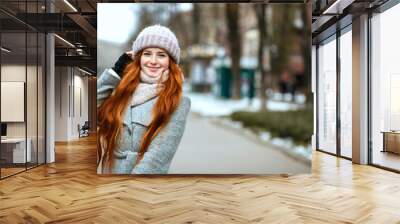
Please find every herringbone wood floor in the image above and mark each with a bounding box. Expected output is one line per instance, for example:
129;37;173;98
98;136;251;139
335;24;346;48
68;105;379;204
1;135;400;223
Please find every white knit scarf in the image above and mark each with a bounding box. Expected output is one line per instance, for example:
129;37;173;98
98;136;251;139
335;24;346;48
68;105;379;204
131;69;169;106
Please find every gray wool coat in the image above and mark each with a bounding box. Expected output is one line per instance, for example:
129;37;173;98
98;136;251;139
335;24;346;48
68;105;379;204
97;68;191;174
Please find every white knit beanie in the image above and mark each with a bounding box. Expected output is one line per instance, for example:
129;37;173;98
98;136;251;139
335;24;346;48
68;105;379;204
132;24;180;63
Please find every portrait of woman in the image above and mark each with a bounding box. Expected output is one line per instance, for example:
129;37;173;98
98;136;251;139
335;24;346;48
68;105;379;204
97;24;191;174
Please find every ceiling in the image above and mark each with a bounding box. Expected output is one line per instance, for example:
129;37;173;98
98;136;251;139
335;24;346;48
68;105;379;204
0;0;314;73
0;0;99;73
311;0;390;43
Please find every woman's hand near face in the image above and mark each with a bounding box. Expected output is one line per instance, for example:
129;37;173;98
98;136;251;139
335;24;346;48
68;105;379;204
126;51;135;59
160;68;170;78
112;52;133;77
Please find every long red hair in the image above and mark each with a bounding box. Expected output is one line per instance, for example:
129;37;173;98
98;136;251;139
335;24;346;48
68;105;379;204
97;51;183;169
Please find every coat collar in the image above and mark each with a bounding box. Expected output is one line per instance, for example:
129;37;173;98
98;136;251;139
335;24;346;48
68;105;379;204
123;97;158;128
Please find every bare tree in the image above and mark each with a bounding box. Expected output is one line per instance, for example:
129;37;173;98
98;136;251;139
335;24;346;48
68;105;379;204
167;5;191;50
133;5;169;38
273;6;291;75
270;5;295;98
302;3;312;106
225;4;241;99
192;4;201;44
254;3;268;111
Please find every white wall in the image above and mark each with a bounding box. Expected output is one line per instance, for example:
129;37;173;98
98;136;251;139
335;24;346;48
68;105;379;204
1;65;38;137
72;72;89;138
55;66;69;141
1;65;26;141
55;67;89;141
1;64;46;164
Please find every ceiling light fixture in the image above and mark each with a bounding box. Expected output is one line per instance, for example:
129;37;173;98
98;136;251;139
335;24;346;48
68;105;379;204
78;67;93;76
1;47;11;53
54;34;75;48
322;0;355;15
63;0;78;12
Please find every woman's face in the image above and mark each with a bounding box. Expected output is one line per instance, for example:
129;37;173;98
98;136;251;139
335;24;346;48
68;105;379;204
140;47;170;78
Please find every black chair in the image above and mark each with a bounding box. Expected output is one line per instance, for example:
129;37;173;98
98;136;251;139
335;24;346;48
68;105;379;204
79;121;90;138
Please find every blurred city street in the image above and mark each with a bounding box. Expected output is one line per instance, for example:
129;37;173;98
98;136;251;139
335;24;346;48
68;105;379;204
97;3;313;174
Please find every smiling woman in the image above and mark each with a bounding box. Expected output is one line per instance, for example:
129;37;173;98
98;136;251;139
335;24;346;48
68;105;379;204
97;25;191;174
141;48;170;78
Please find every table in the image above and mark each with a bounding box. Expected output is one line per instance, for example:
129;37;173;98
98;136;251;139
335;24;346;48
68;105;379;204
1;138;31;164
381;131;400;154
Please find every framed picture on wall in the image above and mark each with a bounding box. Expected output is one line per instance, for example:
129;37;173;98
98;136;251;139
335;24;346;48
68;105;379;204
97;3;312;175
1;81;25;122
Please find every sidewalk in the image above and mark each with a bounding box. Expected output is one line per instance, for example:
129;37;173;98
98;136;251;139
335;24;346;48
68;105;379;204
169;113;310;174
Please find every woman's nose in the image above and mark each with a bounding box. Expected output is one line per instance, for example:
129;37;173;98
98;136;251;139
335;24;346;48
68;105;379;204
150;55;157;64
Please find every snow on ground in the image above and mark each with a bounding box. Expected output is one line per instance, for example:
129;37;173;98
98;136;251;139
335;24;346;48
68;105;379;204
218;118;312;161
185;91;312;160
187;92;304;117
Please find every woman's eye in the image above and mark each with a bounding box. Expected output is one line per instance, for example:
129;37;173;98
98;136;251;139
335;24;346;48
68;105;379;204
158;54;167;57
143;53;151;56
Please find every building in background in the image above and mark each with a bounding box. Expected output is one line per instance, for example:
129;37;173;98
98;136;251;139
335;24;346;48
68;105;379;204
312;0;400;172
